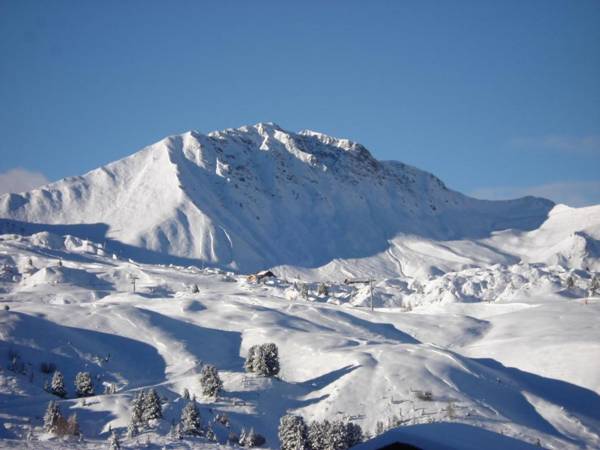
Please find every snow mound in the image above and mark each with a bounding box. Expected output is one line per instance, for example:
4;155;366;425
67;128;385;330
20;266;108;289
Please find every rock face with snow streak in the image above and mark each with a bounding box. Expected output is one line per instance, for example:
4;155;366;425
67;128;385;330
1;122;596;275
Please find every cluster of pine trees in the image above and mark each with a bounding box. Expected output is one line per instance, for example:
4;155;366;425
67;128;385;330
43;401;80;438
40;346;283;446
278;414;363;450
45;370;95;398
126;388;163;437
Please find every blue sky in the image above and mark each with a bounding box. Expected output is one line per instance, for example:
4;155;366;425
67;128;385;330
1;0;599;205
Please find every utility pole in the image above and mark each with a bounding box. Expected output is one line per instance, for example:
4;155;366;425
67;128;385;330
130;274;139;293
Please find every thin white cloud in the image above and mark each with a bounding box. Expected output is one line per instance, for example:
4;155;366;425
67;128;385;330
470;181;600;207
0;168;50;195
509;135;600;154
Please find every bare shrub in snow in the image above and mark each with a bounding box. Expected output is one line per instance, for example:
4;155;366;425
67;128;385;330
317;283;329;297
170;421;183;440
66;413;80;436
108;430;121;450
43;401;63;434
239;427;266;447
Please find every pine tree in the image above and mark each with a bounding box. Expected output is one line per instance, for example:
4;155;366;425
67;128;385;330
343;421;363;448
590;273;600;296
308;420;331;450
245;345;259;372
130;390;146;427
50;371;67;398
142;388;162;422
43;401;63;434
180;399;202;435
566;275;575;289
199;364;223;398
245;343;280;377
108;430;121;450
278;415;308;450
260;343;280;376
74;371;94;397
182;387;190;400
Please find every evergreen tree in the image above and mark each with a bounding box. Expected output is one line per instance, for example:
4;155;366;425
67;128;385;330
245;345;259;372
199;364;223;398
43;401;63;434
74;371;94;397
590;273;600;296
245;343;280;376
260;343;280;376
180;399;202;435
130;390;146;427
278;414;308;450
50;370;67;398
142;388;162;422
191;283;199;294
182;387;190;400
566;275;575;289
342;421;363;448
308;420;331;450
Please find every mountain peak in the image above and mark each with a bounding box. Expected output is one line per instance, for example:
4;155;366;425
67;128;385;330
0;123;559;274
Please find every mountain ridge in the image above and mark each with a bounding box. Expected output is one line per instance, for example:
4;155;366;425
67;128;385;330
2;123;590;277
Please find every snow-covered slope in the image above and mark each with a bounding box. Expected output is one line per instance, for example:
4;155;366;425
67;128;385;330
0;123;569;277
0;233;599;449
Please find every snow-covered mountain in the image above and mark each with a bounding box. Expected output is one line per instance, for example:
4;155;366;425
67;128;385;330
5;122;593;278
1;123;599;449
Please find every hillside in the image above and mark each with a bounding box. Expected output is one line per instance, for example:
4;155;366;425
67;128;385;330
0;232;599;449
